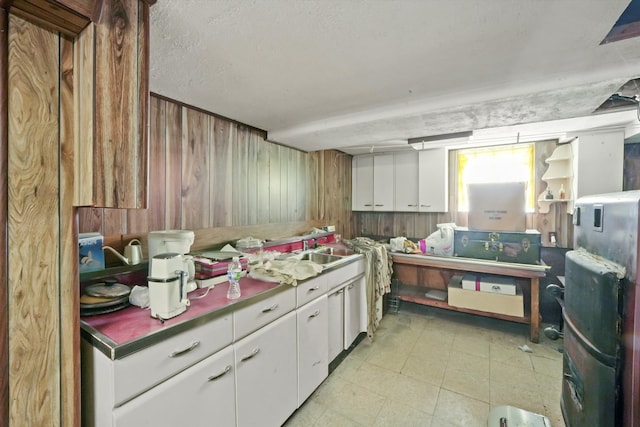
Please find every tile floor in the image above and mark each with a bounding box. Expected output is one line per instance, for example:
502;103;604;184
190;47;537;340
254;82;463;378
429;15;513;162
285;304;565;427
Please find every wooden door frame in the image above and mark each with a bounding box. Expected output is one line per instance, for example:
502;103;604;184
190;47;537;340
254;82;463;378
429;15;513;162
0;4;8;427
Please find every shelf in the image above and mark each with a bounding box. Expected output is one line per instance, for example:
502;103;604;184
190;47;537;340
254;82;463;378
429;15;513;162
396;284;530;324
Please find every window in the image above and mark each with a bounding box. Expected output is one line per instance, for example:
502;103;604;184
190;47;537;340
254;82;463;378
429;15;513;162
457;143;535;212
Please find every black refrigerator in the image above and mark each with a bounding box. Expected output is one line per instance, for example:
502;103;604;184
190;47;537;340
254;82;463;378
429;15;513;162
563;191;640;427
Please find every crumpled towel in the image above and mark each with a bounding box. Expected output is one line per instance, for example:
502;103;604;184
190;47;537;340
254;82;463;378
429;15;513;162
248;258;323;286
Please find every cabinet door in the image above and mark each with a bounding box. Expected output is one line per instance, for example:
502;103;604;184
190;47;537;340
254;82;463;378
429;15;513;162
418;148;448;212
327;286;345;362
297;296;329;406
344;277;367;349
394;152;419;211
113;346;236;427
235;312;297;427
352;155;374;210
373;153;395;211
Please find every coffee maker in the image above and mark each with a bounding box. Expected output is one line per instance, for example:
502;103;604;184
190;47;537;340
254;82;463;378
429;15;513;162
148;253;190;320
148;230;196;293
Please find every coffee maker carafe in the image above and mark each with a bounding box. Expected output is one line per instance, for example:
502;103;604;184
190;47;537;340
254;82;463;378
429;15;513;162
148;253;190;320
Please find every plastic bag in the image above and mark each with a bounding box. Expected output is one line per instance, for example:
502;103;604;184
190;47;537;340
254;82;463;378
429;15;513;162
421;223;455;256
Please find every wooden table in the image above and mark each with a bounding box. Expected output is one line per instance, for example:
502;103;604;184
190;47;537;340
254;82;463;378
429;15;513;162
391;253;549;343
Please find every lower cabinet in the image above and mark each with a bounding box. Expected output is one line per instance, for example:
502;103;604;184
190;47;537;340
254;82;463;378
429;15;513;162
297;295;329;406
328;275;367;363
327;285;346;362
234;311;297;427
344;276;367;348
113;345;236;427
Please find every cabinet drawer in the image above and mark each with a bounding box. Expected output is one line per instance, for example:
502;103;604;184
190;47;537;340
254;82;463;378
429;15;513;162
325;259;366;290
113;314;232;406
233;287;295;340
296;274;327;308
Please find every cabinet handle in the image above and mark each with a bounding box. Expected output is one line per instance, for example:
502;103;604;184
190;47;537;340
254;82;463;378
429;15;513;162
348;284;354;290
261;303;279;313
420;204;431;207
308;286;320;292
168;341;200;358
364;204;373;207
375;204;384;207
332;289;344;296
241;348;260;362
207;365;231;382
407;204;417;207
308;310;321;319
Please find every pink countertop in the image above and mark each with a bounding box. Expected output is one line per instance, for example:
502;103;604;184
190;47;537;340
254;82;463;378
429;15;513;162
81;276;284;359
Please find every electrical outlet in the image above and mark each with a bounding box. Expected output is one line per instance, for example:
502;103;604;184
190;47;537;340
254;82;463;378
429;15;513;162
549;232;557;245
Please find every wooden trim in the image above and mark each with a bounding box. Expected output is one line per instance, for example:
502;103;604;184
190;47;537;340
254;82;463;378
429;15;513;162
0;6;8;427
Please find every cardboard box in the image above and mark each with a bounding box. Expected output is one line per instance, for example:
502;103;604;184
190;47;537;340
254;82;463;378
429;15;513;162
79;233;105;273
448;276;524;317
467;182;526;232
461;273;516;295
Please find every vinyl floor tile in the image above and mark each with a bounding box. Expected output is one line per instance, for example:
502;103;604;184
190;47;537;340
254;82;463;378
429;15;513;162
287;307;565;427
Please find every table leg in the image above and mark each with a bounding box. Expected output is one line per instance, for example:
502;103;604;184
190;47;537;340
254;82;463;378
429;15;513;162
530;277;540;343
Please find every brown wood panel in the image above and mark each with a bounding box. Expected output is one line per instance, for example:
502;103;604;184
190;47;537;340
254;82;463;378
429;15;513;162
181;107;209;229
0;5;7;427
246;128;258;225
59;36;80;427
232;125;249;225
296;149;306;221
164;101;182;229
102;208;126;236
269;143;282;223
136;0;149;208
94;0;143;208
287;147;298;221
78;207;102;233
9;0;94;38
144;96;166;231
72;22;94;207
190;220;326;251
210;116;233;227
308;151;321;220
255;131;270;225
8;15;61;425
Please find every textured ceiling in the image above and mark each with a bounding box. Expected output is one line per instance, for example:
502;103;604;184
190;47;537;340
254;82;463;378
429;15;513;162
150;0;640;154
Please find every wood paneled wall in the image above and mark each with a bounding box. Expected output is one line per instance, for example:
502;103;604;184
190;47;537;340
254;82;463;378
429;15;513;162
79;95;353;249
0;5;7;427
7;15;79;427
353;140;574;248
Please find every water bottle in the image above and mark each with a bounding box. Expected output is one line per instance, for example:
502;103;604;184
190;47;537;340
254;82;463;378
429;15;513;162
227;256;242;299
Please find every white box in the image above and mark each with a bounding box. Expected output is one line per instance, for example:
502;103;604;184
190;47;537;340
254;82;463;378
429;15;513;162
461;273;516;295
467;182;526;232
448;277;524;317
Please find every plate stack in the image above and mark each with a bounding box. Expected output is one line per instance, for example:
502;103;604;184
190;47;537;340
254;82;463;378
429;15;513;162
80;281;131;316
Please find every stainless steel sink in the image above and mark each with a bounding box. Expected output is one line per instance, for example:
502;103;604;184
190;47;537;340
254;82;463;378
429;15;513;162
299;252;343;264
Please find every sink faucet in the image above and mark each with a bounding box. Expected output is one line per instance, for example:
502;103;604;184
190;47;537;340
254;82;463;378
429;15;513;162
303;239;316;251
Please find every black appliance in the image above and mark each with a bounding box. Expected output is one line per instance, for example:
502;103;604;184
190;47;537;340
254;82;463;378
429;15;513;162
563;191;640;427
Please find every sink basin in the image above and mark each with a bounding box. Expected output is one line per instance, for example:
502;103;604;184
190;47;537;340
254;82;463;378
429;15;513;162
299;252;343;265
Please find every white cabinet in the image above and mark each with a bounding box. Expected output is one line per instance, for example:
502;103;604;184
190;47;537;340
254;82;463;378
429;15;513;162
418;148;448;212
352;154;394;211
394;151;420;211
113;346;236;427
394;149;448;212
297;295;328;406
327;285;345;362
234;311;297;427
571;130;623;211
344;276;367;348
327;274;367;363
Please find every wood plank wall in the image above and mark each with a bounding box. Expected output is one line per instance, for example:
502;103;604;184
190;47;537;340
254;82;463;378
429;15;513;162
79;95;353;256
353;140;574;248
0;5;8;427
7;15;70;426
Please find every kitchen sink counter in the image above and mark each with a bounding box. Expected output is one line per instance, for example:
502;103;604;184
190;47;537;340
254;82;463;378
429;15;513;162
81;251;363;360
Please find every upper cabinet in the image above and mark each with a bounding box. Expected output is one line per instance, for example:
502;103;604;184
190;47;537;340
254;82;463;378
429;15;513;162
74;0;150;209
352;154;394;211
538;130;623;214
393;149;448;213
